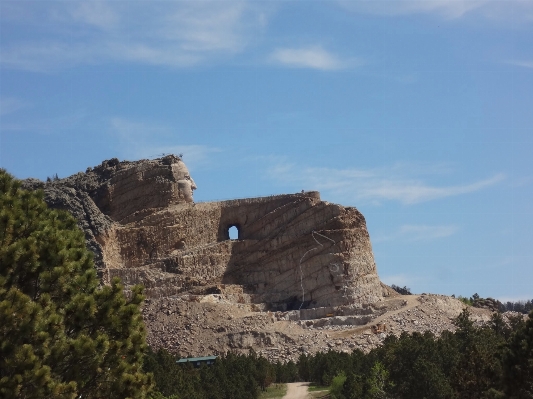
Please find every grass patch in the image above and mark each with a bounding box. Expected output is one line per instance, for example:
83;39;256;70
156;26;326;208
309;392;330;399
308;384;329;392
259;383;287;399
307;384;330;398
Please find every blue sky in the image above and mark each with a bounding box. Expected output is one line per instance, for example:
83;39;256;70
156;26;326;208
1;1;532;301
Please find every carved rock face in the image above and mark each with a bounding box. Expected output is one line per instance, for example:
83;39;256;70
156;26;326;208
90;155;197;222
172;162;197;203
30;155;384;309
23;156;197;271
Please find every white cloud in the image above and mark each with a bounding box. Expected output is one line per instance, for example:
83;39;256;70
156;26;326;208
0;42;102;72
111;117;169;140
269;46;352;70
69;2;118;30
507;60;533;69
337;0;533;21
400;224;458;239
110;117;220;169
510;176;533;188
338;0;486;18
359;173;504;204
265;159;504;205
0;2;269;71
375;224;459;243
159;3;254;53
0;97;29;116
1;109;88;133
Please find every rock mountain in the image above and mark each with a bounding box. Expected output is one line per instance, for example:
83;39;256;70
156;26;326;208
23;155;497;361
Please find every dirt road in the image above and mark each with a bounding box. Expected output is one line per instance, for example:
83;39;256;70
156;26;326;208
282;382;310;399
332;295;421;338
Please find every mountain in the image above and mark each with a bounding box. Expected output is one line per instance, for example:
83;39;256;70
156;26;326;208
23;155;498;361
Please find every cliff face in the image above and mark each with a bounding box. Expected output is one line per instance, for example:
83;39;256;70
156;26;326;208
22;155;195;274
24;156;384;309
22;156;502;361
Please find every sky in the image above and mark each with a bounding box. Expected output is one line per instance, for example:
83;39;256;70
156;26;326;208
1;1;532;302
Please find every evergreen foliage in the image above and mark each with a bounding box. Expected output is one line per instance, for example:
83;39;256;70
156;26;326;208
501;310;533;398
501;299;533;314
456;292;533;314
329;371;346;399
0;169;152;398
146;309;533;399
144;349;280;399
390;285;412;295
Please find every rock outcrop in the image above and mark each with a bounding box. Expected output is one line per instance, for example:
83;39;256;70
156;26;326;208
27;155;501;361
25;155;384;309
23;155;196;276
472;297;503;312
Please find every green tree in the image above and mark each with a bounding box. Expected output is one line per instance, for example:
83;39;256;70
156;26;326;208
144;347;191;398
501;310;533;399
451;309;505;399
330;371;347;399
297;353;311;382
0;170;152;398
376;331;454;399
341;371;363;399
256;356;275;391
366;361;392;399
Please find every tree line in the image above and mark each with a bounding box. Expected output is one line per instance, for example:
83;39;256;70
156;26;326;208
392;285;533;315
499;300;532;314
143;348;300;399
145;309;533;399
390;284;412;295
457;293;533;314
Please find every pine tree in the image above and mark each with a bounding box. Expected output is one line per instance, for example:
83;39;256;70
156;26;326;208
0;169;153;398
451;309;505;399
502;310;533;399
341;371;363;399
366;361;392;399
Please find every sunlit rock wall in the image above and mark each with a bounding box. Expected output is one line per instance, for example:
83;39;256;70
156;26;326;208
27;156;383;308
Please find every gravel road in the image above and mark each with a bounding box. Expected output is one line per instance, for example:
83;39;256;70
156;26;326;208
282;382;310;399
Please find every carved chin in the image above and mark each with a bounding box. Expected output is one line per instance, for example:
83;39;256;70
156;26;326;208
177;181;194;202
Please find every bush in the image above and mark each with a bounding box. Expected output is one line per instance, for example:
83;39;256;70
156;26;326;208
330;372;347;399
391;285;412;295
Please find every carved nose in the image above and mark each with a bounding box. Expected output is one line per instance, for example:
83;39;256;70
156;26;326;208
191;179;197;191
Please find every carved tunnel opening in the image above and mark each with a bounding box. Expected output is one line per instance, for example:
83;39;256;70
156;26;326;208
227;225;240;240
